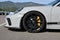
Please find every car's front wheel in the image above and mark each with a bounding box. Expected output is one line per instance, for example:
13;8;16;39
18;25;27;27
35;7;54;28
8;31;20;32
22;11;46;33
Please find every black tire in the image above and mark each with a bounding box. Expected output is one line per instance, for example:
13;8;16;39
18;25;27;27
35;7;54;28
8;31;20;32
20;19;26;31
22;11;46;33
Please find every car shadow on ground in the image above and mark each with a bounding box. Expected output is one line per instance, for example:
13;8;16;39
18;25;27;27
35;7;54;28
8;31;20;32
46;29;60;33
8;28;26;32
7;28;60;33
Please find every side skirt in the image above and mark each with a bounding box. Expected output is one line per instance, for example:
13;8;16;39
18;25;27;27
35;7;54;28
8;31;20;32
47;22;60;29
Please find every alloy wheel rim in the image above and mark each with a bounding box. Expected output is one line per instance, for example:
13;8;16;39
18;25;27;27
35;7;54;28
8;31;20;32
24;14;43;30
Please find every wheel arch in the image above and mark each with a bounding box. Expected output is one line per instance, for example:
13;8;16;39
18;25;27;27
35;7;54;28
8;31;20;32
24;10;46;22
20;10;47;29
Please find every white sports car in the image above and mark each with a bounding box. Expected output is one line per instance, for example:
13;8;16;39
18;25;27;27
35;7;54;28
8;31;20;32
5;0;60;32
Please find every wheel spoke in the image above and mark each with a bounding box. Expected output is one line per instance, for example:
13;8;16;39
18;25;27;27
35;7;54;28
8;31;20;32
25;14;43;30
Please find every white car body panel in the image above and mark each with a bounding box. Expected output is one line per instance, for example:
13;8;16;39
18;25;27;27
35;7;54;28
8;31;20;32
5;14;23;29
20;6;52;22
52;6;60;22
51;2;60;22
5;1;60;29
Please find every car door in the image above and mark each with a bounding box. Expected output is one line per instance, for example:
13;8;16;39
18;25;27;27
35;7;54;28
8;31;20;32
52;2;60;22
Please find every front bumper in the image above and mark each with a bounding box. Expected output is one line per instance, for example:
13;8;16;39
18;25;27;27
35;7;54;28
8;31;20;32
4;14;23;29
4;25;20;29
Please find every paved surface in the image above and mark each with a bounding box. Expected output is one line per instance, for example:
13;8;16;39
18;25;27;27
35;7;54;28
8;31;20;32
0;15;60;40
0;15;6;24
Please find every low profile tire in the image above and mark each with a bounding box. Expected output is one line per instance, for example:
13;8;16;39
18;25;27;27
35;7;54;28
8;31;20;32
22;11;46;33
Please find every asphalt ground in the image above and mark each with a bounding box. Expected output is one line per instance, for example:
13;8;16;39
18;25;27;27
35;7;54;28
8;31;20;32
0;15;5;24
0;15;60;40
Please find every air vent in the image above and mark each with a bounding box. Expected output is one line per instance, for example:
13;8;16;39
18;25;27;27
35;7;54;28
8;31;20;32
7;18;11;26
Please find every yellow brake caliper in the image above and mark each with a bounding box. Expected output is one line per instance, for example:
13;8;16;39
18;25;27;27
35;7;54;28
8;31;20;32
37;16;41;27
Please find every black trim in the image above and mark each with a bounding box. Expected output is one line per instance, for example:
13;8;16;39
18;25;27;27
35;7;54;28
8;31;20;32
47;22;57;24
7;18;11;26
